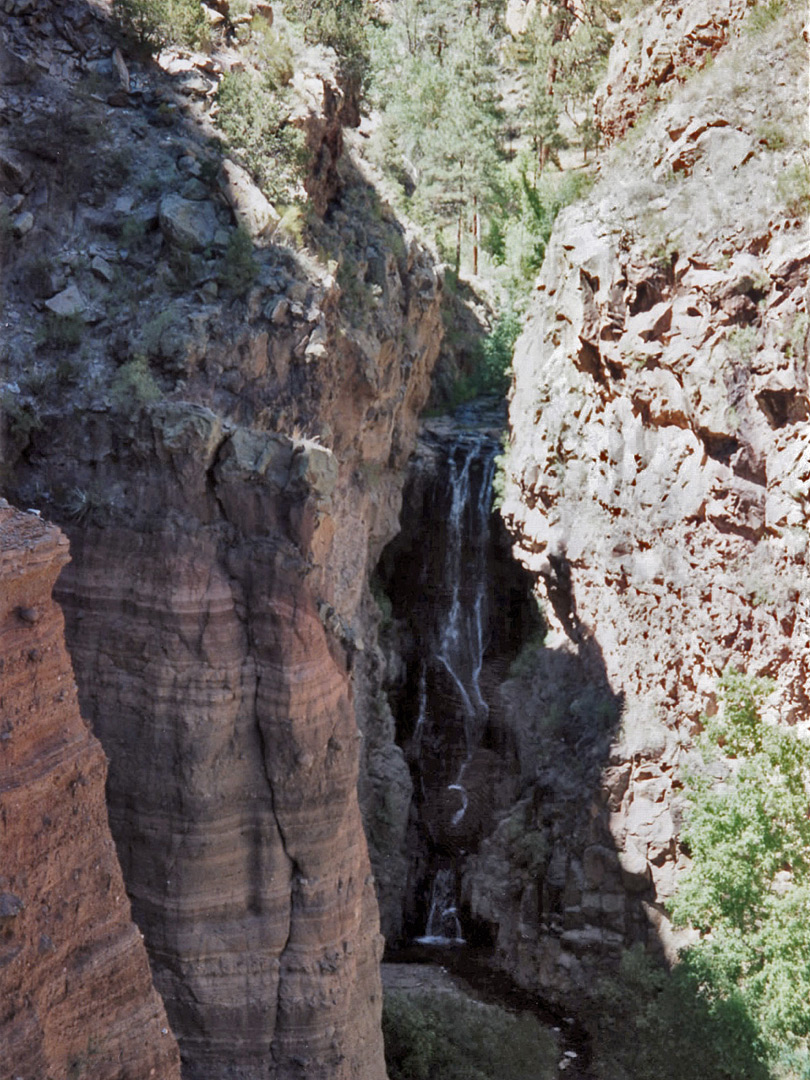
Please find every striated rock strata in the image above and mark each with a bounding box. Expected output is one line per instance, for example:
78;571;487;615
0;3;444;1076
476;0;809;998
0;501;181;1080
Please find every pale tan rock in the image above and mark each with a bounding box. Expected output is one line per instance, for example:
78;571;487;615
218;158;280;239
493;0;810;1007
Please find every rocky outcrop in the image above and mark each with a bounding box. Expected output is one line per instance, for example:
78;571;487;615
0;3;444;1077
0;502;181;1080
595;0;749;143
482;0;809;997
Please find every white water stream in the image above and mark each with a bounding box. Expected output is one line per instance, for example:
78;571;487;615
415;433;499;944
434;435;498;826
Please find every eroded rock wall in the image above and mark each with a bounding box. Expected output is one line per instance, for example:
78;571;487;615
0;502;181;1080
28;256;442;1079
479;0;810;997
0;3;444;1076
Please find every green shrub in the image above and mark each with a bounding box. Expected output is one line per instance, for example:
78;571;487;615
591;672;810;1078
745;0;786;34
245;19;295;86
590;944;770;1080
473;308;522;396
284;0;371;97
382;990;558;1080
218;226;259;295
777;161;810;217
36;313;84;349
726;324;758;363
668;670;810;1073
757;121;788;150
119;216;148;250
112;0;209;54
517;167;594;281
110;356;161;412
215;69;308;203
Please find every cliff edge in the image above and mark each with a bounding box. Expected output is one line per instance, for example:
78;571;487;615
0;501;181;1080
478;0;809;995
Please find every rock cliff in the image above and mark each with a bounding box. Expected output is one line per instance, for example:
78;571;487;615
1;2;443;1076
475;0;809;996
0;502;181;1080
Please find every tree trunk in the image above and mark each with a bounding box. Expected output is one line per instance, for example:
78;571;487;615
472;195;479;277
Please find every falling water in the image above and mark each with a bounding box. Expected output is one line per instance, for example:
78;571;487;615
434;435;499;826
412;433;500;944
416;867;465;945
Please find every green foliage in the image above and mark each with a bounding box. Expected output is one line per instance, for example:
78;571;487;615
782;311;809;359
119;216;148;250
285;0;372;95
508;628;549;679
382;990;558;1080
745;0;786;34
777;161;810;217
336;253;372;321
471;308;522;396
369;1;505;273
215;69;308;203
667;670;810;1073
370;576;393;629
167;247;205;293
517;167;594;279
110;356;161;412
726;324;758;364
509;0;614;171
112;0;208;54
219;226;259;295
757;121;788;150
1;392;42;442
36;313;84;349
590;944;770;1080
0;207;14;247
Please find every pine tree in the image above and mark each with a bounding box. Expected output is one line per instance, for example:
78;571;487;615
371;0;506;274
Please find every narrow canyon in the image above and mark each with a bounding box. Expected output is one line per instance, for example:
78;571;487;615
1;0;808;1077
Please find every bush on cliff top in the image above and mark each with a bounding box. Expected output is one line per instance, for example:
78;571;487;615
112;0;208;54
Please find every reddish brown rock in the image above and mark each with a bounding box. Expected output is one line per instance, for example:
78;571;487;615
595;0;749;144
477;0;809;999
0;502;181;1080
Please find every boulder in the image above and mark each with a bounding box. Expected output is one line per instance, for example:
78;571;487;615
158;194;219;251
218;158;279;239
44;284;86;317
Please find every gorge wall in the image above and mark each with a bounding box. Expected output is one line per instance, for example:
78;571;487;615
483;0;810;995
0;502;181;1080
1;2;442;1076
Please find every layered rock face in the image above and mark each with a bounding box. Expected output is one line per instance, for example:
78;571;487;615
483;0;809;994
1;4;443;1076
43;297;441;1076
0;502;181;1080
34;263;440;1078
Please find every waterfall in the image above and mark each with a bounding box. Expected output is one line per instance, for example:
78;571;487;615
433;435;499;826
416;867;464;945
413;433;499;943
377;412;537;948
